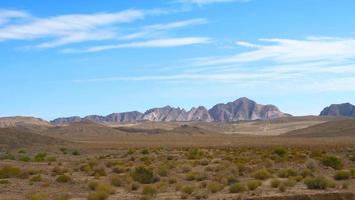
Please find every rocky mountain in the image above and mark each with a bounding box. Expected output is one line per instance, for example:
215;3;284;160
50;97;289;125
51;111;143;125
141;106;213;122
320;103;355;117
208;97;290;122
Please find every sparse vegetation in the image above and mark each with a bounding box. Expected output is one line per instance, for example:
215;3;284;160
322;155;343;170
304;177;335;190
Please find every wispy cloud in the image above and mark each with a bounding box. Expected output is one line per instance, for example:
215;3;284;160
0;8;210;50
0;9;30;25
176;0;249;5
120;18;208;40
63;37;211;53
193;37;355;66
71;36;355;93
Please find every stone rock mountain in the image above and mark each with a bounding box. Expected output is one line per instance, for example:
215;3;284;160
320;103;355;117
208;97;290;122
50;97;289;125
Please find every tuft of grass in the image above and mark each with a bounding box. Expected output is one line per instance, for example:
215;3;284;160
304;176;335;190
181;185;195;195
229;182;247;193
142;185;157;197
207;181;224;193
187;149;203;160
55;194;70;200
247;180;262;191
277;168;298;178
30;192;48;200
34;153;47;162
0;166;23;179
110;175;124;187
46;156;57;162
322;155;343;170
30;175;42;182
270;178;281;188
253;168;271;180
19;155;31;162
87;191;109;200
56;175;72;183
334;170;351;180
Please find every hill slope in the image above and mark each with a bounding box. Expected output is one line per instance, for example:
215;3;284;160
0;128;65;148
283;119;355;137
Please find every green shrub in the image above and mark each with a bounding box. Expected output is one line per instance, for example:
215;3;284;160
56;175;72;183
142;185;157;196
273;147;288;157
34;153;47;162
207;181;224;193
229;182;246;193
253;168;271;180
334;170;351;180
131;166;158;184
19;155;31;162
247;180;262;191
141;149;149;155
322;156;343;170
304;177;335;190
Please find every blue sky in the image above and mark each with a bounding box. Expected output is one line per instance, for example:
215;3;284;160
1;0;355;120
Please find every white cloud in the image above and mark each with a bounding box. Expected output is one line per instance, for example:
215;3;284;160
63;37;211;53
121;18;208;40
194;37;355;66
71;36;355;94
0;9;30;25
0;10;144;41
176;0;249;5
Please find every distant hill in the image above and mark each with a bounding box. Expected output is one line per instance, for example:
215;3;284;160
320;103;355;117
0;116;51;128
43;121;128;138
283;119;355;137
0;127;65;148
50;97;290;125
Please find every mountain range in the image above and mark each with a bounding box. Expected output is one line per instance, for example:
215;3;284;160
51;97;290;125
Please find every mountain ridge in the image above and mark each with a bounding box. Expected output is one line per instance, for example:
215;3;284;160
50;97;290;125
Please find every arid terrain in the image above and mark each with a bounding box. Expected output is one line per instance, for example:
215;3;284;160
0;116;355;200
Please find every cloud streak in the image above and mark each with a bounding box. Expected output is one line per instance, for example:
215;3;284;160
63;37;211;53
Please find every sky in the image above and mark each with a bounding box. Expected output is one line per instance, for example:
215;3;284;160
1;0;355;120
